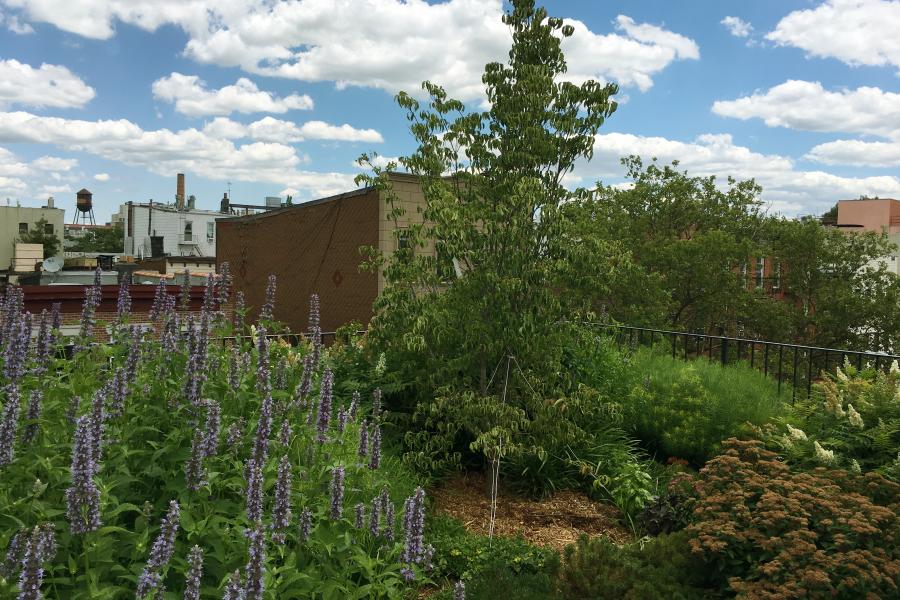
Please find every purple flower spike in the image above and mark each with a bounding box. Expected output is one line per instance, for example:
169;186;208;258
279;419;291;447
315;369;334;443
16;524;56;600
222;570;243;600
453;581;466;600
372;388;382;420
136;500;180;598
355;503;365;529
65;416;101;534
245;459;264;524
251;392;273;466
21;390;43;445
202;400;221;457
243;523;266;600
233;291;245;331
202;272;216;314
2;528;25;578
271;455;292;544
149;279;167;322
330;466;345;520
226;417;246;450
50;303;61;333
337;405;347;436
259;274;276;322
368;422;381;470
217;262;232;309
402;487;427;568
358;418;369;459
184;429;207;491
380;490;395;543
0;384;22;466
184;545;203;600
369;495;381;539
298;508;313;542
116;272;132;318
349;392;360;420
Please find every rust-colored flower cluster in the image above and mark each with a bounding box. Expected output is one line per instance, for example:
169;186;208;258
688;439;899;599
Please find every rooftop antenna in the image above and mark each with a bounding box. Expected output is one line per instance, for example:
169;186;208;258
227;181;231;197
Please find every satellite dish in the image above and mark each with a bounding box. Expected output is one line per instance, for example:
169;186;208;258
43;257;63;273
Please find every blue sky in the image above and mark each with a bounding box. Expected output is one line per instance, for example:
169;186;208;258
0;0;899;222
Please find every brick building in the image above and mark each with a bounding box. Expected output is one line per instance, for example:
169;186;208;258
216;173;429;334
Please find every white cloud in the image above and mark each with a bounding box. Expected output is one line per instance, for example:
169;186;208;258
1;11;35;34
713;80;900;140
10;1;698;102
721;16;752;38
93;172;110;181
0;146;80;203
0;59;95;109
767;0;900;71
806;139;900;167
152;73;313;117
582;132;900;215
201;116;384;144
0;111;357;200
31;155;77;171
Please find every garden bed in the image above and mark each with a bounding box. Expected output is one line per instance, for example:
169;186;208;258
431;472;631;552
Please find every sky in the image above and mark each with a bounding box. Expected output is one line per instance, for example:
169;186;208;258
0;0;899;222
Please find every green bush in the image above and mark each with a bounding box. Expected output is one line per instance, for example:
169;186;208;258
558;532;714;600
758;362;900;479
619;349;785;464
688;438;900;599
426;514;558;582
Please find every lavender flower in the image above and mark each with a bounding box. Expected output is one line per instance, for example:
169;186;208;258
77;273;101;345
271;455;292;544
349;392;360;420
355;503;365;529
226;417;246;450
149;279;167;322
183;545;203;600
217;262;232;309
315;369;334;443
380;489;395;543
1;528;25;578
297;354;314;404
33;310;50;374
259;274;276;322
233;291;245;331
244;459;264;524
184;429;207;491
368;423;381;470
202;273;216;314
88;387;106;467
279;419;291;447
251;392;273;466
3;315;29;383
201;400;220;458
179;269;191;311
358;418;369;459
369;495;381;539
21;390;42;445
330;466;345;520
229;346;242;390
16;524;56;600
453;581;466;600
0;384;21;466
401;487;427;569
222;570;244;600
137;500;180;598
372;388;382;420
65;416;101;534
106;368;126;418
255;326;270;397
116;273;132;318
243;523;266;600
337;405;347;436
298;508;313;542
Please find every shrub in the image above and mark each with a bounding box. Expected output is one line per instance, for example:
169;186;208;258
557;532;714;599
620;349;785;464
688;438;900;599
758;362;900;479
637;470;698;536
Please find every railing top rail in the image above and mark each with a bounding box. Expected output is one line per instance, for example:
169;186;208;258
594;323;900;360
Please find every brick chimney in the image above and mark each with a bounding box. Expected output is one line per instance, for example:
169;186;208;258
176;173;185;209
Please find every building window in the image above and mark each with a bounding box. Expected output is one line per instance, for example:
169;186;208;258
397;229;412;263
755;256;765;289
207;222;214;243
741;262;748;287
18;222;28;234
44;223;54;235
772;260;782;290
183;221;193;242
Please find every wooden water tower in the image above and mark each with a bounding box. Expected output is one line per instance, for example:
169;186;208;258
74;188;96;225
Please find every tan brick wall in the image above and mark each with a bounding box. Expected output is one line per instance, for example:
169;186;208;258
217;189;381;334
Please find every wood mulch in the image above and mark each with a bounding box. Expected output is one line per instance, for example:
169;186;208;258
430;471;633;553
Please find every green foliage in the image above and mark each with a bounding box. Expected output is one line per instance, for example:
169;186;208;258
66;223;125;253
637;470;698;536
558;532;714;600
758;362;900;479
0;303;423;598
18;217;61;258
619;349;785;464
426;515;557;582
688;439;900;599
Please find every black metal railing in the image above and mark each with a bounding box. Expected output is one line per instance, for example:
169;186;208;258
599;324;900;402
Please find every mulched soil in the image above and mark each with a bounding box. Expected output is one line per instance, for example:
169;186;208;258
431;471;633;552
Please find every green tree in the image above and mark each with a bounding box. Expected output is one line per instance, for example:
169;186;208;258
18;218;61;259
67;223;124;253
359;0;622;395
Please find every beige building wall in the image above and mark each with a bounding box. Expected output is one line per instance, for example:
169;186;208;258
837;199;900;276
377;173;435;293
0;205;65;271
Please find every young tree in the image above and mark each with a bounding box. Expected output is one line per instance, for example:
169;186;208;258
18;218;61;259
67;223;124;253
359;0;622;394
